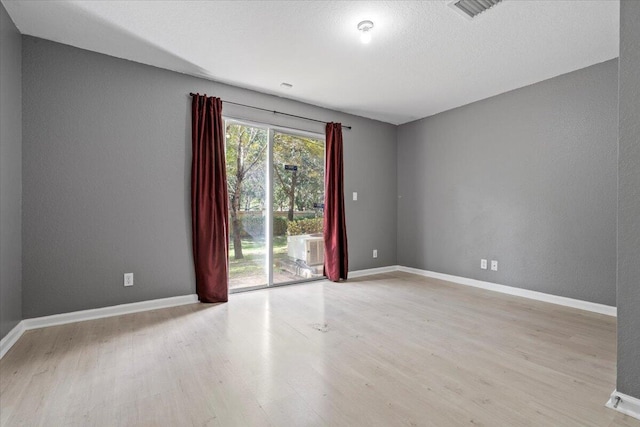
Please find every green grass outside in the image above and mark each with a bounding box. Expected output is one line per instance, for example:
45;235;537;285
229;236;288;277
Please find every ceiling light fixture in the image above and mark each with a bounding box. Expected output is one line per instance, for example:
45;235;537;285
280;82;293;89
357;20;374;44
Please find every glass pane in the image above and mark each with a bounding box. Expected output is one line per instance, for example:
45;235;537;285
226;122;268;290
272;132;325;285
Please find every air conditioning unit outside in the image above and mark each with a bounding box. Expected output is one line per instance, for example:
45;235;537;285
287;234;324;266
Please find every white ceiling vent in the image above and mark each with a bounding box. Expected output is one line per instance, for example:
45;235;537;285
449;0;503;19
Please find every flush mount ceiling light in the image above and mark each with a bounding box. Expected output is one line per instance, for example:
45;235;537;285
357;20;374;44
280;82;293;89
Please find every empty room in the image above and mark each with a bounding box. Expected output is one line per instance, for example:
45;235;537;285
1;0;639;425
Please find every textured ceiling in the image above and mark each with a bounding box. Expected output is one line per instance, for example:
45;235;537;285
3;0;619;125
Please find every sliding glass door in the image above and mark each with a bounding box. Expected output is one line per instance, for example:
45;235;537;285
225;122;269;290
225;120;325;291
272;131;325;285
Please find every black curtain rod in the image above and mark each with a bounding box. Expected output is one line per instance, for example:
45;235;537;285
189;93;352;130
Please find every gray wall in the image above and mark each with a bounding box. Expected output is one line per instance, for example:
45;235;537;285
0;3;22;339
397;60;618;306
617;0;640;400
21;36;397;318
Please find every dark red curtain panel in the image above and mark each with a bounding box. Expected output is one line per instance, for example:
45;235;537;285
324;122;349;281
191;94;229;302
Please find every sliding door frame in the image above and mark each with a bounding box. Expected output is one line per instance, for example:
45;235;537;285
223;116;326;294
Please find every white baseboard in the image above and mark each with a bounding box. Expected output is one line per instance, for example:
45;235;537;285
23;294;199;330
0;266;617;359
0;294;198;359
397;266;617;317
0;321;26;359
348;265;400;278
606;390;640;421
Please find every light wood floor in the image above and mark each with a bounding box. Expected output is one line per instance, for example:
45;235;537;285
1;272;638;426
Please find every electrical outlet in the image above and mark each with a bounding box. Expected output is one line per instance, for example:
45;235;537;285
124;273;134;287
481;259;488;270
491;260;498;272
373;249;378;258
353;192;358;201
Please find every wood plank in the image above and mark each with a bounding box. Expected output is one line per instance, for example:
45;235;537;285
1;272;637;426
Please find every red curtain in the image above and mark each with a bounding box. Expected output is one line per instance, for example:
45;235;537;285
191;94;229;302
324;123;349;281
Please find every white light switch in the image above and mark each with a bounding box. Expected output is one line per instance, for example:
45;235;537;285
353;192;358;201
491;260;498;271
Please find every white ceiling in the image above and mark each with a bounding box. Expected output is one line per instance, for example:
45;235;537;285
3;0;619;125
